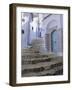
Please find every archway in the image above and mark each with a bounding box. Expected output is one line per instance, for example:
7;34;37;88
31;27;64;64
46;20;57;34
45;20;58;52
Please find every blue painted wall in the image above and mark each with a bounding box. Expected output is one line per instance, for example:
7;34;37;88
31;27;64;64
21;13;63;54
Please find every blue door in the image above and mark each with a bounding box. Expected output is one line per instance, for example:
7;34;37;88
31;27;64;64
51;30;58;53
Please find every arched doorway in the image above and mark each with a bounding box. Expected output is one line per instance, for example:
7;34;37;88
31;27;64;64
45;20;58;52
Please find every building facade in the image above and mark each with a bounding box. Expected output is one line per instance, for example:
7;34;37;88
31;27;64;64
21;13;63;54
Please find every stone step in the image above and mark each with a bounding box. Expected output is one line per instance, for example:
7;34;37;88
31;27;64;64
22;56;62;64
22;53;56;59
22;65;63;77
22;57;63;70
22;62;62;73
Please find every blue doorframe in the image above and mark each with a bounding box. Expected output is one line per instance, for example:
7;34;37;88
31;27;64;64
51;30;58;53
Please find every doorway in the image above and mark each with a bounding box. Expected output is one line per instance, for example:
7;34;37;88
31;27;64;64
51;30;58;53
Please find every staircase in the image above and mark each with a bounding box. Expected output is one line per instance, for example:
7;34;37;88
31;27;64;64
21;47;63;77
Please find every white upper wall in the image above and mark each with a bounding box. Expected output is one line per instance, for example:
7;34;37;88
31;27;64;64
41;14;63;32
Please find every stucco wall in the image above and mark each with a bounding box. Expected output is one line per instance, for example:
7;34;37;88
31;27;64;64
21;13;63;53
